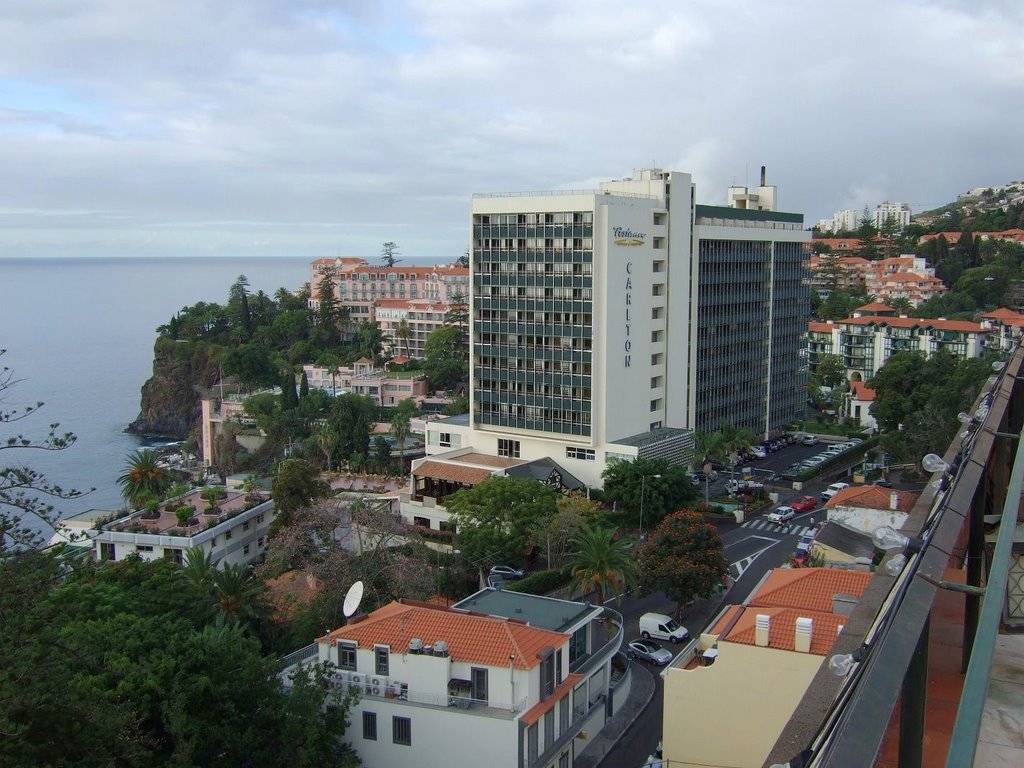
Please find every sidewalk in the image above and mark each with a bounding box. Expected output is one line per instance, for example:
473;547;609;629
575;662;657;768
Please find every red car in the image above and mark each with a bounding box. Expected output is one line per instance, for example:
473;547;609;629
790;495;818;512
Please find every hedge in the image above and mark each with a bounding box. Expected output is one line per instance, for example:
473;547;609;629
504;566;573;595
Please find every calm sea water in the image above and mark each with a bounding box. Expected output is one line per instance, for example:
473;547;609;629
0;256;314;522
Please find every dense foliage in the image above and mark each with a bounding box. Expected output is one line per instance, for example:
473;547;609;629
600;457;696;527
638;510;729;617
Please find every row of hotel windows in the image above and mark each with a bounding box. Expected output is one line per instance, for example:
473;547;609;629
330;271;468;282
478;309;593;324
483;403;592;424
477;261;594;275
476;212;594;225
485;286;593;300
476;359;593;374
477;238;594;251
478;380;592;399
477;334;593;351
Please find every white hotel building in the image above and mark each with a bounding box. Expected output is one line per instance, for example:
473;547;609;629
400;168;809;528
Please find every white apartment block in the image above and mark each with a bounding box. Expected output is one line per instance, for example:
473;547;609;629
280;590;626;768
808;312;994;382
92;495;276;567
301;360;429;406
374;299;454;360
873;201;912;230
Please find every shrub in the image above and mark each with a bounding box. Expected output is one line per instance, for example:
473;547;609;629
505;567;572;595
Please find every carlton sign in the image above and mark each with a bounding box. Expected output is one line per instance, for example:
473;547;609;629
613;226;645;247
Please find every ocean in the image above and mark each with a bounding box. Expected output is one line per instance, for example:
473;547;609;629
0;256;316;525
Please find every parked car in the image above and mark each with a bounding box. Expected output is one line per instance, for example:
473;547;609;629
802;434;818;446
790;495;818;512
751;445;767;459
873;479;893;488
627;639;674;666
821;482;851;501
489;565;524;580
766;506;796;524
639;612;690;643
726;478;764;494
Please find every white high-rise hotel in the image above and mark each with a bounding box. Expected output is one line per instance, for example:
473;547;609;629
403;168;808;513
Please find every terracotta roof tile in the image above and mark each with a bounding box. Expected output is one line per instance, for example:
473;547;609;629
456;452;526;468
724;607;848;655
826;485;918;512
809;321;835;333
748;568;873;614
521;674;583;726
323;601;566;670
849;381;876;401
855;301;895;312
413;460;494;485
841;315;986;333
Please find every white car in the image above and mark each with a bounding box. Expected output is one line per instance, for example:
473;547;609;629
766;506;796;524
751;445;767;459
489;565;524;580
821;482;851;501
628;639;674;666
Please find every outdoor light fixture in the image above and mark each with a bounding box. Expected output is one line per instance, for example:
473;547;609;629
921;453;948;473
769;748;813;768
884;552;908;576
957;411;974;424
871;525;923;555
828;643;869;677
993;360;1006;372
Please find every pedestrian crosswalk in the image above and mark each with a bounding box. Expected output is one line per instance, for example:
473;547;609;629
740;519;815;537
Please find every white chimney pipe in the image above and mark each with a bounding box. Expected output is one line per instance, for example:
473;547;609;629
890;491;900;511
795;617;813;653
755;614;770;647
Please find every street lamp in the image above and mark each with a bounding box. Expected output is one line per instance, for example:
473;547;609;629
639;474;662;543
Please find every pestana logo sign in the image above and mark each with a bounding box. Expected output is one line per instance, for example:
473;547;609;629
613;226;645;246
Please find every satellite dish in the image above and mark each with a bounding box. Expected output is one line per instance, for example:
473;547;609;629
343;580;364;618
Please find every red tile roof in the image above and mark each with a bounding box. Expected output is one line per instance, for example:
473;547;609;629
840;315;986;333
849;381;876;401
855;301;895;313
749;568;873;614
825;485;918;511
322;601;567;670
981;307;1024;327
723;607;848;655
521;674;583;725
809;321;835;333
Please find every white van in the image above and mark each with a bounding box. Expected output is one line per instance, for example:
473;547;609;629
821;482;850;501
639;612;690;643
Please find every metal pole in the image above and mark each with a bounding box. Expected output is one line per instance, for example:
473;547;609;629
899;615;930;768
639;475;646;544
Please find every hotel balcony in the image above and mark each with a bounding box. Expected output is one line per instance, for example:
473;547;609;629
766;345;1024;767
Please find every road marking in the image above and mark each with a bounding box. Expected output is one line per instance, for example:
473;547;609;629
729;540;778;580
724;533;778;549
740;520;813;536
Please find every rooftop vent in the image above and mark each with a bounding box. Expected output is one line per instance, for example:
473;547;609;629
795;617;813;653
755;614;770;647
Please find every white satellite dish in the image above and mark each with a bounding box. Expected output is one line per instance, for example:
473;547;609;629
343;580;364;618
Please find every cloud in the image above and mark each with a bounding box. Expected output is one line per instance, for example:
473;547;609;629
0;0;1022;258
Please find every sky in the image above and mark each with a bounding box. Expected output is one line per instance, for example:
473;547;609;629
1;0;1022;261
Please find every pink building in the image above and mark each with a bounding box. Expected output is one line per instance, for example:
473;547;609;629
301;359;429;406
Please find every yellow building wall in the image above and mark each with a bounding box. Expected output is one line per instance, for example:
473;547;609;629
662;642;823;768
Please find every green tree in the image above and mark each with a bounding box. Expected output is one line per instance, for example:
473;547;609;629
856;207;881;260
445;476;558;573
567;526;637;605
815;353;847;389
390;398;417;462
423;325;467;391
313;265;340;346
372;436;393;473
879;214;901;258
534;491;599;567
816;253;850;294
445;289;470;347
867;350;931;431
456;247;469;268
329;393;377;463
381;241;400;268
393;317;412;359
183;546;215;592
1;351;90;550
223;343;280;391
228;273;252;339
117;449;171;509
600;457;696;526
299;371;310;399
358;320;384;363
212;561;265;629
715;420;757;483
200;486;227;512
271;459;331;528
638;509;729;618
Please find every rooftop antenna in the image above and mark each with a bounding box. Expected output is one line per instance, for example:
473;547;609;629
343;580;364;618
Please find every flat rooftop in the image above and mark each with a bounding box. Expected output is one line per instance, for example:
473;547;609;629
453;588;599;633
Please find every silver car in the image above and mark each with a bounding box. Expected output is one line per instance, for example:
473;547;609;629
627;639;674;666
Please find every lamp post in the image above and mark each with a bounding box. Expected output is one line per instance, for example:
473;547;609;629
639;474;661;544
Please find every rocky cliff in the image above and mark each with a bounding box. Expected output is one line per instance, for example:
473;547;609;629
127;338;223;438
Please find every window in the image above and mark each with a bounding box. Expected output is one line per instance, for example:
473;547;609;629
651;353;663;365
565;447;595;461
363;711;377;741
257;536;264;548
540;651;555;700
650;399;662;412
651;376;663;389
242;521;249;531
498;438;521;458
569;626;588;664
135;545;153;552
225;530;232;540
471;667;488;702
375;645;389;676
527;723;539;764
651;330;664;343
243;544;250;556
392;716;412;746
338;641;357;671
438;432;451;447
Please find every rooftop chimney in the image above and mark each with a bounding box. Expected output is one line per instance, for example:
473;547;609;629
795;617;813;653
755;614;770;647
890;491;900;511
760;165;766;186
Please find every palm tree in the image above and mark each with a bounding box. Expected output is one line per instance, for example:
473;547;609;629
716;420;756;485
183;547;215;593
117;449;170;509
693;430;725;503
212;562;264;630
567;527;637;606
394;318;412;360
